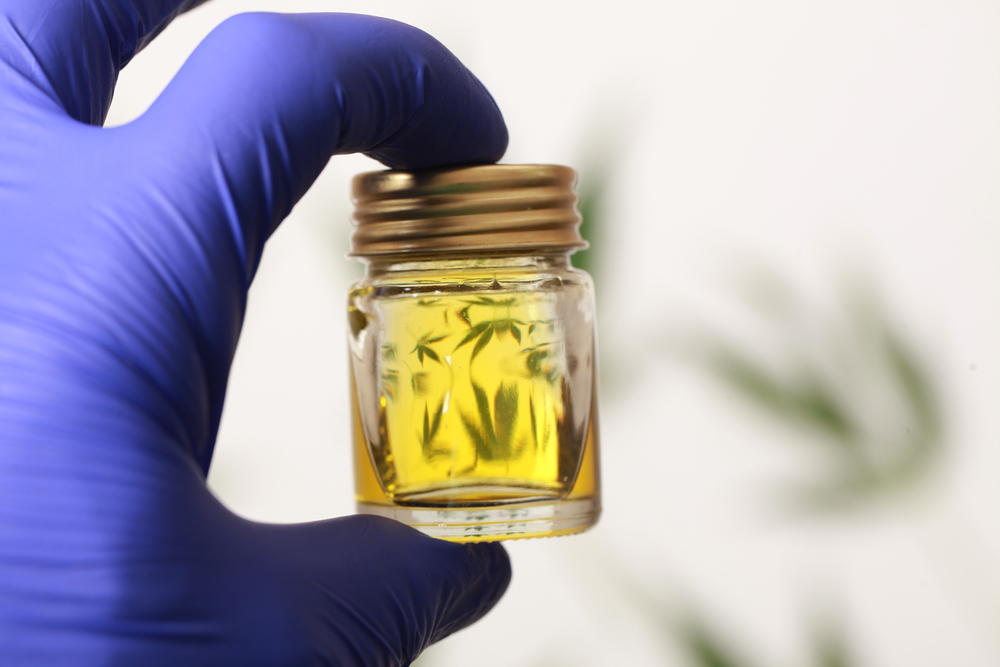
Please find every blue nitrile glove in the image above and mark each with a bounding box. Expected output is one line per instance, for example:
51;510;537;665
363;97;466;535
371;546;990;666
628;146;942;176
0;2;511;665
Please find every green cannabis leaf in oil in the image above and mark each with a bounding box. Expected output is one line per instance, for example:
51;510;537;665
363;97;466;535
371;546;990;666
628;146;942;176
526;395;553;453
379;344;400;401
380;368;399;400
410;371;429;395
419;400;449;460
412;332;448;366
524;344;559;384
460;382;521;461
466;296;518;307
452;297;526;360
456;320;493;359
527;320;553;337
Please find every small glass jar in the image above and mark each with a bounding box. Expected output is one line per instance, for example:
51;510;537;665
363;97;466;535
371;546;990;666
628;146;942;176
346;164;600;541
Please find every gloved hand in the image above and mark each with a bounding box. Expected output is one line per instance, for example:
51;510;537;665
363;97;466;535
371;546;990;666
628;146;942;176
0;2;511;665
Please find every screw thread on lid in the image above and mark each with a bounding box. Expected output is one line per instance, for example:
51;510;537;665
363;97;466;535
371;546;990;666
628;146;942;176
350;164;586;257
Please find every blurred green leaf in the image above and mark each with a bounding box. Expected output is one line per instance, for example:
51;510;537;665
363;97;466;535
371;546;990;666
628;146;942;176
814;628;853;667
680;618;756;667
693;272;943;512
709;352;857;442
573;165;608;279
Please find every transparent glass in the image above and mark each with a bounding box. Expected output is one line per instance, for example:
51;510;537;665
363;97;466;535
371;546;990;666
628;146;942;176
347;253;601;541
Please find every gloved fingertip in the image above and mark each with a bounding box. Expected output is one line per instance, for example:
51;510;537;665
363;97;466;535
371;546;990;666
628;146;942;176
256;515;514;662
462;541;512;599
424;540;511;644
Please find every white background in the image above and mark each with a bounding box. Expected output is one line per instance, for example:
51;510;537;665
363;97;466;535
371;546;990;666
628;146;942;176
107;2;1000;665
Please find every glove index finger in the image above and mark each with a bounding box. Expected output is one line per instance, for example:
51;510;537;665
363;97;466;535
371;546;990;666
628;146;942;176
135;11;507;277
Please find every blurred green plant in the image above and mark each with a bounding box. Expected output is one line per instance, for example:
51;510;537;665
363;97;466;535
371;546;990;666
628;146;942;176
572;162;609;281
674;613;857;667
692;269;942;511
612;560;861;667
573;141;637;399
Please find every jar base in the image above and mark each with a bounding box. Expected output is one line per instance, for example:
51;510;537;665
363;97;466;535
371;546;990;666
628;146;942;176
356;498;601;542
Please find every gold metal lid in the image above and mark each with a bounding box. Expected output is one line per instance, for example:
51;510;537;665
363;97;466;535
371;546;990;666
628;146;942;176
349;164;586;257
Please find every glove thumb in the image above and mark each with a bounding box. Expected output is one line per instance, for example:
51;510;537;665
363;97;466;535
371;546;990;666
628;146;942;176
250;514;511;667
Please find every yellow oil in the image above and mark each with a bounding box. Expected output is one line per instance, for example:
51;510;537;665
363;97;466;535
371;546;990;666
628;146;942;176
351;287;589;506
352;379;601;542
